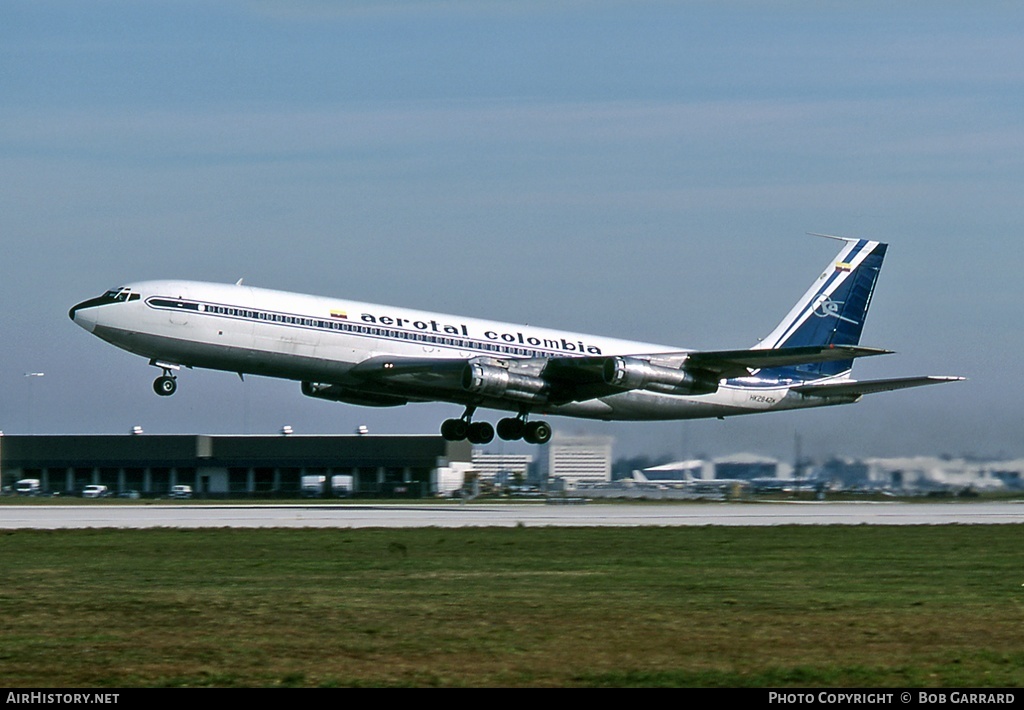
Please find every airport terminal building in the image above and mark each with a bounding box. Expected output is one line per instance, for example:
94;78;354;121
0;433;472;498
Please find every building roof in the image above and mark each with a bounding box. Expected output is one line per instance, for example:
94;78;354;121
0;434;471;470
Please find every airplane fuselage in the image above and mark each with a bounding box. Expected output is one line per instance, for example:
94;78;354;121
70;279;825;422
70;238;960;445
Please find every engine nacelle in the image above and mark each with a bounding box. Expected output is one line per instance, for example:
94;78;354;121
301;381;408;407
602;357;718;395
462;363;549;403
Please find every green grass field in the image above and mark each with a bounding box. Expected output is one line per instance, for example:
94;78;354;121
0;525;1021;687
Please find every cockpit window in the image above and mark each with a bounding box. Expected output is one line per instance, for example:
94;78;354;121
101;288;140;304
70;287;139;319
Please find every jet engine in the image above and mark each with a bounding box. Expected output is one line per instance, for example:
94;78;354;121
602;357;719;395
461;362;549;403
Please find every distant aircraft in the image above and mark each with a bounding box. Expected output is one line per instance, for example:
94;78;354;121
69;235;962;444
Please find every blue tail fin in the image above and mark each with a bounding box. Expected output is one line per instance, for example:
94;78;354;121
755;237;887;377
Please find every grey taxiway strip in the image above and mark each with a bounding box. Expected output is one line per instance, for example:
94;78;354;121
1;501;1023;529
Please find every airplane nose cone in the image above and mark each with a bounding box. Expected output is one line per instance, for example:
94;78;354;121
69;299;98;332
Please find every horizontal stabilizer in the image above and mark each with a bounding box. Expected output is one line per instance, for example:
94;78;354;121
686;345;891;378
792;375;965;398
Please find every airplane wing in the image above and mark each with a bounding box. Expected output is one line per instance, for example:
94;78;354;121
539;344;890;383
330;346;903;406
302;356;472;406
348;355;467;383
341;354;619;405
792;375;966;398
682;345;891;378
536;345;893;401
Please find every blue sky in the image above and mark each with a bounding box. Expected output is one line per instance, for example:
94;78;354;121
2;1;1021;461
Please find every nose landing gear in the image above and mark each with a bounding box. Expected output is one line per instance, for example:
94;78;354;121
153;375;177;396
150;361;180;397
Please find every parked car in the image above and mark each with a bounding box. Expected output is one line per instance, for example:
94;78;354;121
170;485;193;499
82;484;109;499
15;479;42;496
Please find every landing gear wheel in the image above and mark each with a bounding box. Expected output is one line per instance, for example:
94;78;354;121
467;421;495;445
523;420;552;445
153;375;177;397
441;418;469;441
496;417;525;441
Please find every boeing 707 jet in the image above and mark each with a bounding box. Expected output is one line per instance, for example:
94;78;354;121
69;236;962;444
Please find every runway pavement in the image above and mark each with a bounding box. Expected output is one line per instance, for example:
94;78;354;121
1;500;1023;529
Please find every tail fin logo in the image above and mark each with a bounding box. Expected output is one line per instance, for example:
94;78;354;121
812;297;859;325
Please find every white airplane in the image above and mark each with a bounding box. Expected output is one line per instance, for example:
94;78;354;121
69;236;962;445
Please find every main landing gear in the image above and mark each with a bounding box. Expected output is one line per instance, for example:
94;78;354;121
441;407;552;445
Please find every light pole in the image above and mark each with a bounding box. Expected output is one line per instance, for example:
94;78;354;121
24;372;44;433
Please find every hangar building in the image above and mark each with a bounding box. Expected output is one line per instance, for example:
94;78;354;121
0;433;472;498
